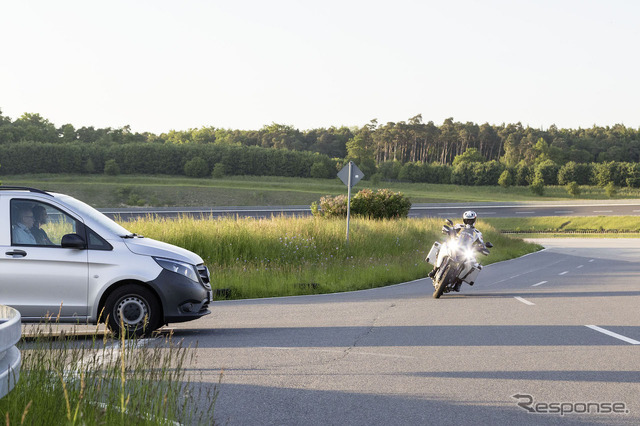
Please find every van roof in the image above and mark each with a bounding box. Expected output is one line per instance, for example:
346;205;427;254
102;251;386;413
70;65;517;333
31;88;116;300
0;186;53;196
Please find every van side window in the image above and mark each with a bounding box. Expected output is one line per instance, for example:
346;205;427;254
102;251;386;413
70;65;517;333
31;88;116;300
87;228;113;250
10;199;79;247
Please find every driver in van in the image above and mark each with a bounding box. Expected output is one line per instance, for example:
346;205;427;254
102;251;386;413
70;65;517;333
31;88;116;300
12;205;37;245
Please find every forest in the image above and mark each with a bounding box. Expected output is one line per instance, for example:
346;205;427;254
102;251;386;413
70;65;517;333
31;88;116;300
1;109;640;189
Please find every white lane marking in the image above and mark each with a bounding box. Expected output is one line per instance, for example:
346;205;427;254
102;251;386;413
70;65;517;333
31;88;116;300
532;281;547;287
437;212;456;215
576;265;583;269
589;259;595;262
66;339;152;377
554;210;574;214
514;297;535;306
593;210;613;213
482;212;497;215
634;210;640;213
585;325;640;345
559;271;568;275
516;211;535;214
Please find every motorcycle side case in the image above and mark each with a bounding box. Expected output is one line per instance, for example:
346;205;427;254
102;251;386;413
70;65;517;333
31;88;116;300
462;263;482;284
426;241;441;265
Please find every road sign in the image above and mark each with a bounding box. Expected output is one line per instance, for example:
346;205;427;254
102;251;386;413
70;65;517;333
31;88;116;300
337;162;364;187
337;162;364;244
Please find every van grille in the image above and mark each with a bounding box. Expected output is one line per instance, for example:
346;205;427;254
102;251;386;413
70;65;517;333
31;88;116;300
196;264;211;289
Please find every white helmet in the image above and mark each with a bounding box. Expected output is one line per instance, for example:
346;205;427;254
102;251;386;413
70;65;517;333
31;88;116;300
463;210;477;226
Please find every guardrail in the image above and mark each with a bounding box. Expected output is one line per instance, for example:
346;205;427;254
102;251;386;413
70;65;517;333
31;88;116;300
0;305;21;399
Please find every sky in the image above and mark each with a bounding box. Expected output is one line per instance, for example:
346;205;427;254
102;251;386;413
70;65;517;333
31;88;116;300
1;0;639;134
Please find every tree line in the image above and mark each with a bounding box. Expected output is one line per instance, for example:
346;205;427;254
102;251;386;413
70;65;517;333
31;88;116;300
2;110;640;166
1;109;640;189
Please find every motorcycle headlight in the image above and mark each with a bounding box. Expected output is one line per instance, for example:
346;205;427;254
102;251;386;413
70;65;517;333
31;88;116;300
154;257;200;283
463;248;475;260
448;239;459;251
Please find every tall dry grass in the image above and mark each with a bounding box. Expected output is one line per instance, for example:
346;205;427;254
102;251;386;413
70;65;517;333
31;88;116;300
125;216;541;299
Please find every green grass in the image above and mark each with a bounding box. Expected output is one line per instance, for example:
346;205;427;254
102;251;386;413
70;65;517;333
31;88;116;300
3;173;640;208
122;215;542;300
484;216;640;234
0;324;218;425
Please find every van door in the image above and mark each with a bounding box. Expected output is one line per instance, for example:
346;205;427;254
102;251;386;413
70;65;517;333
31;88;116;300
1;199;89;320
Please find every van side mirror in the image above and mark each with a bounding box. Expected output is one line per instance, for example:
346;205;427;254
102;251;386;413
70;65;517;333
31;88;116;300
61;233;86;249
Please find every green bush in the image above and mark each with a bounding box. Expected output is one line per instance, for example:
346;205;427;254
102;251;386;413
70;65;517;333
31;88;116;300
498;169;513;188
530;177;545;196
104;159;120;176
352;188;411;219
558;161;592;185
211;162;226;178
311;194;348;218
566;181;581;197
312;189;411;219
514;162;533;186
605;182;617;198
310;160;335;179
84;158;95;174
534;159;559;185
184;157;209;178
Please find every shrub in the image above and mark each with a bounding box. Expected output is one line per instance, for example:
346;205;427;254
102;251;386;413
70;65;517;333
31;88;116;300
211;162;226;178
566;181;581;197
558;161;592;185
312;189;411;219
378;160;402;180
534;159;559;185
84;158;95;174
311;194;348;218
450;162;475;186
498;169;513;188
530;177;545;196
514;162;533;186
310;160;334;179
605;182;617;198
104;159;120;176
184;157;209;177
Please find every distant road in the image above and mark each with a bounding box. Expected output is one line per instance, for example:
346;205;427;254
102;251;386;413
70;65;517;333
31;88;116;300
100;199;640;220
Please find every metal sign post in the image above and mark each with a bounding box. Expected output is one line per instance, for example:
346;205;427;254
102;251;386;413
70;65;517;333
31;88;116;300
337;161;364;245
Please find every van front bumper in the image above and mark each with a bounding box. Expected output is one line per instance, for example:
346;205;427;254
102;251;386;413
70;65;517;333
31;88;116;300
146;269;212;324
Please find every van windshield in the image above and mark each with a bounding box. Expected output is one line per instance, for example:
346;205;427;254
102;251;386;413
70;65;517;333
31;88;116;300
55;193;132;237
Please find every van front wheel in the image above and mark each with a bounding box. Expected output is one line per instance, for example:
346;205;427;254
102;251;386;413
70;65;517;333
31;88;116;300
104;284;161;337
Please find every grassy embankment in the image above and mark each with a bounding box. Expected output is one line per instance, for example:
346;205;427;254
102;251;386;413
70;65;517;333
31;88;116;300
124;215;542;300
5;173;640;207
485;216;640;237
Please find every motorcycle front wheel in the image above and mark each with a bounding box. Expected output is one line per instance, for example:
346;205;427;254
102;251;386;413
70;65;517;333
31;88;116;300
433;264;456;299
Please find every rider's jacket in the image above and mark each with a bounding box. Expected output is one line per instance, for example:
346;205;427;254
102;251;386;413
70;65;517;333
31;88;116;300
452;224;486;246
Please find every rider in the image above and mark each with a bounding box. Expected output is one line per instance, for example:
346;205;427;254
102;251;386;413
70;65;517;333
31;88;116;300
427;210;486;285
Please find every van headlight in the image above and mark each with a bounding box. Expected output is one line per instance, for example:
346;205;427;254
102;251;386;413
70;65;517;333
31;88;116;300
154;257;200;283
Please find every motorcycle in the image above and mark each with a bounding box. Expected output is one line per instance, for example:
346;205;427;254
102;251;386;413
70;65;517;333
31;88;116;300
425;219;493;299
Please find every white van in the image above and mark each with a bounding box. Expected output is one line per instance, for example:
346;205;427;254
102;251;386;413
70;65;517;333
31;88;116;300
0;187;212;335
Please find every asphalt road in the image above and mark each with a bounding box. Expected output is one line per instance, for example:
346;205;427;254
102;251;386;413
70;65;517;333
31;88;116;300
99;199;640;220
165;238;640;425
